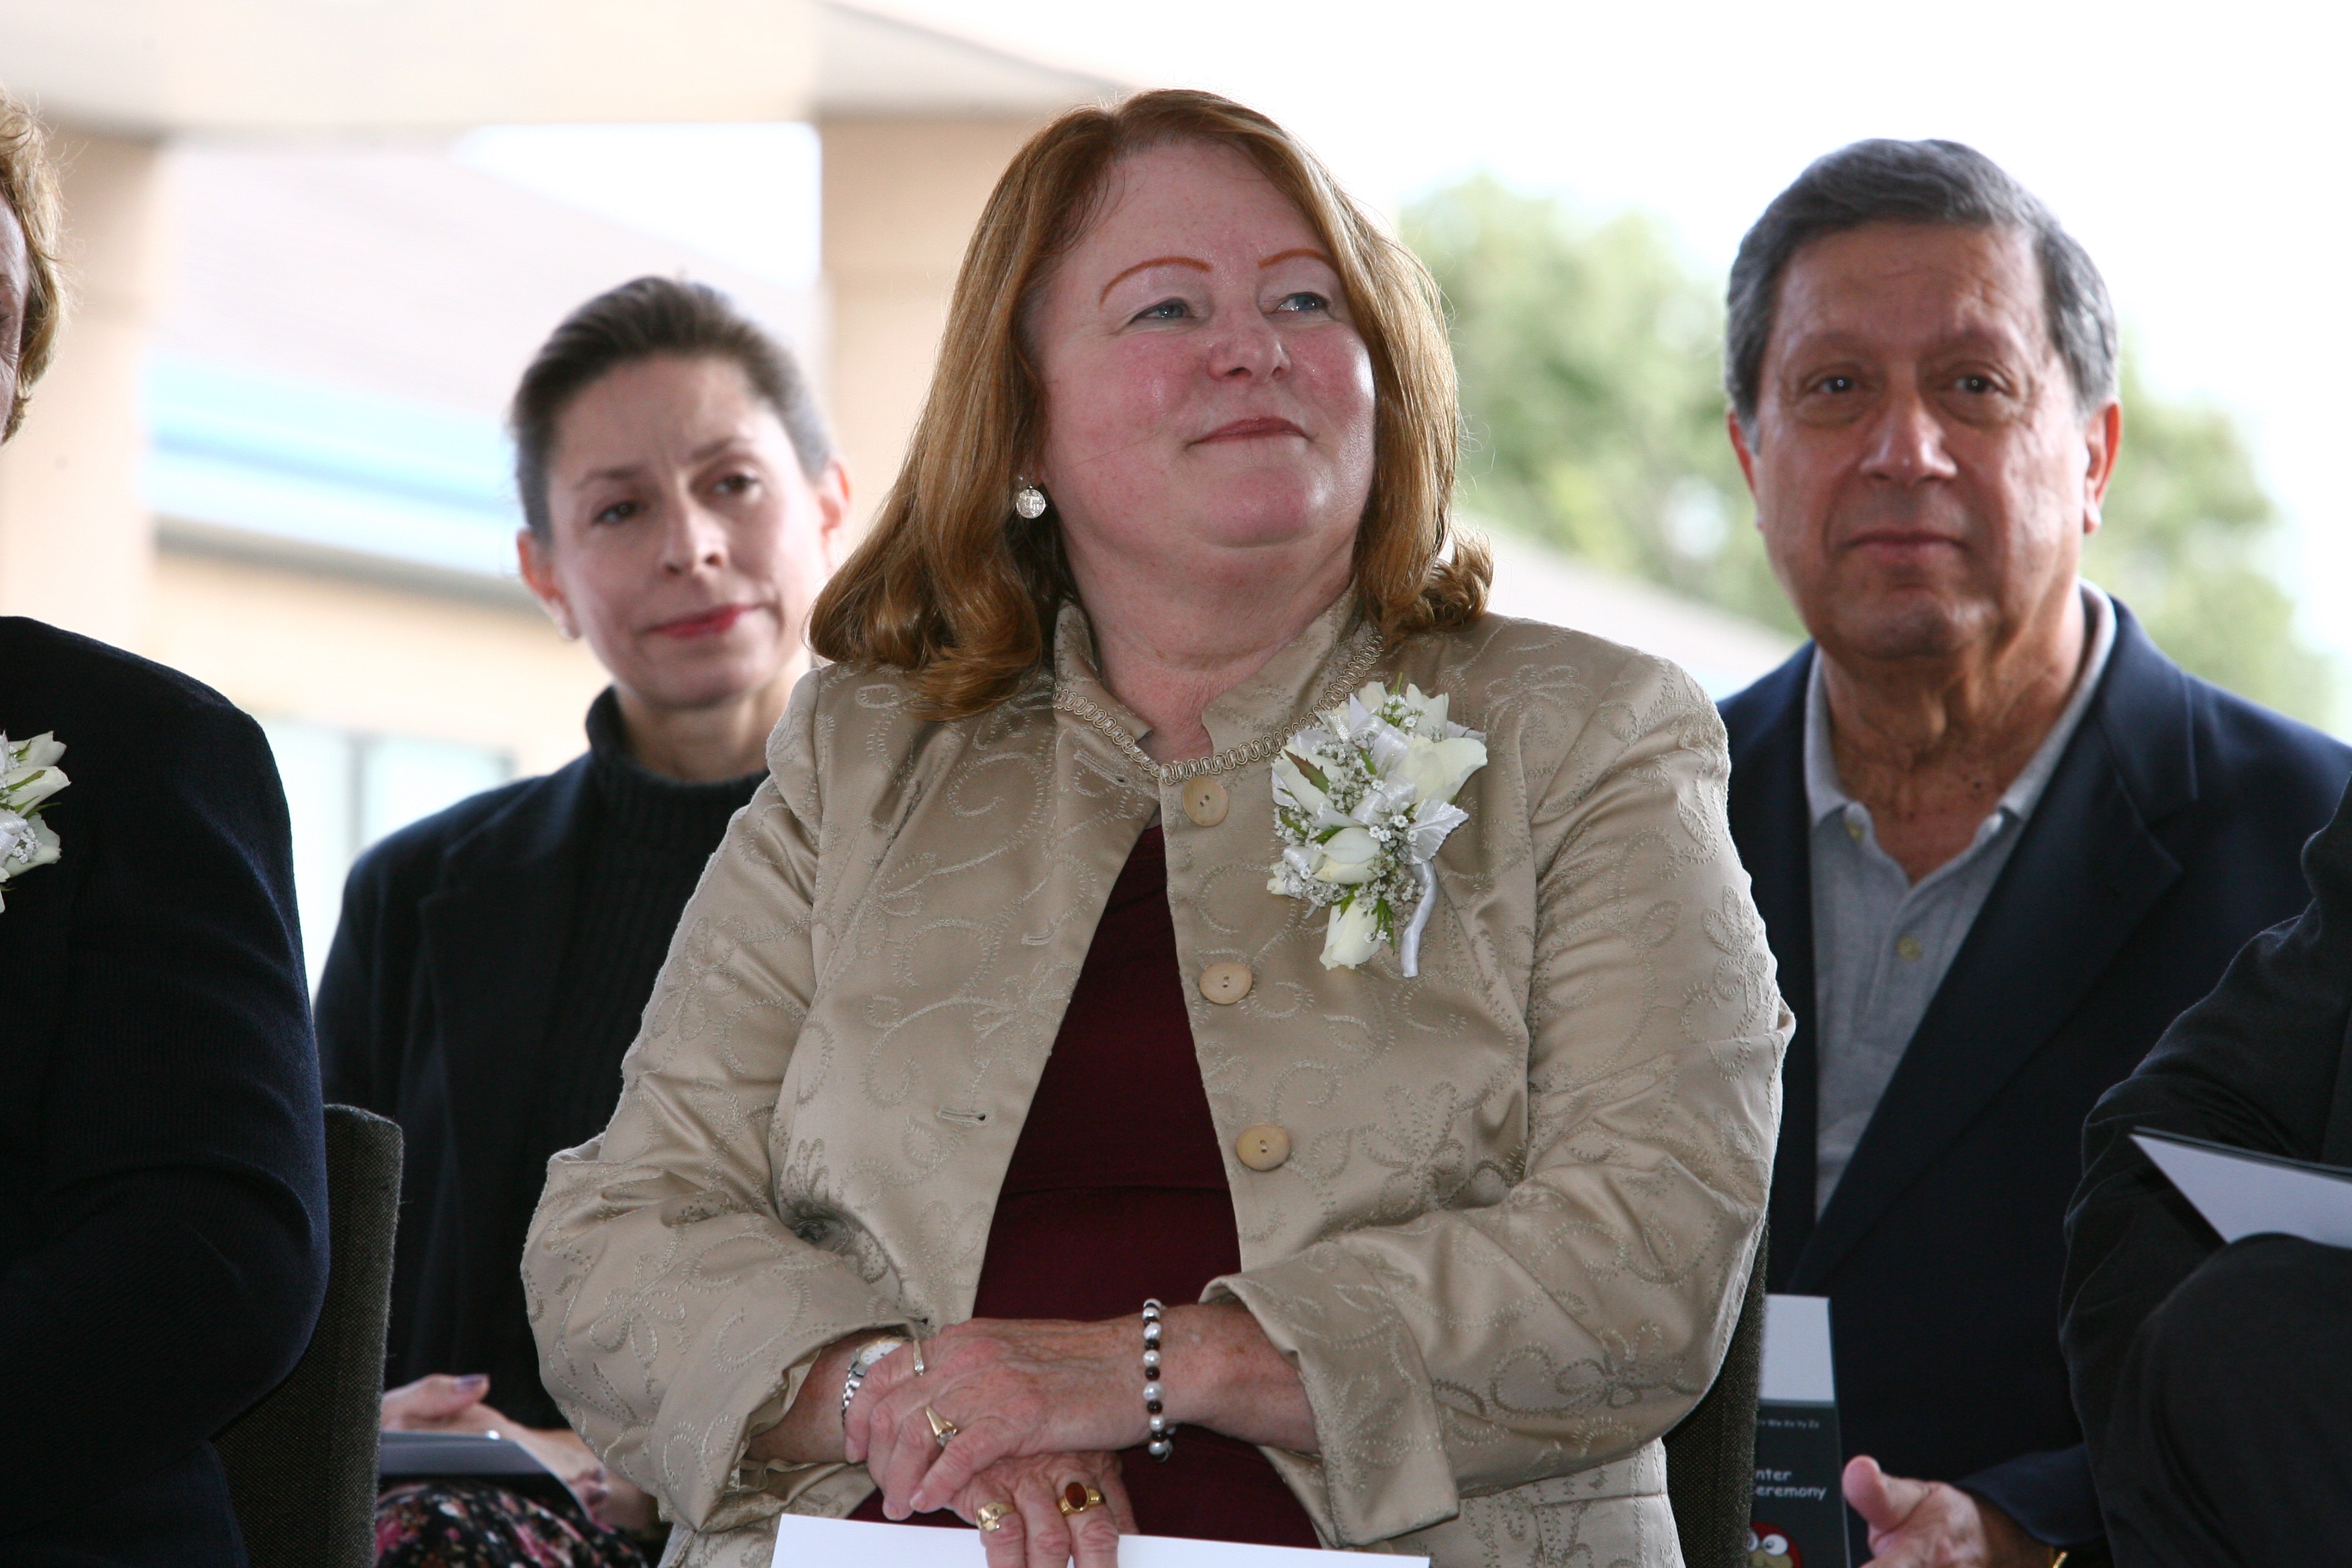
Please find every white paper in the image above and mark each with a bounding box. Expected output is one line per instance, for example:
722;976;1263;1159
769;1513;1424;1568
2134;1130;2352;1248
1759;1293;1836;1404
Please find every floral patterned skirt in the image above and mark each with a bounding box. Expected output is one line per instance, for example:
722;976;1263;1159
375;1481;650;1568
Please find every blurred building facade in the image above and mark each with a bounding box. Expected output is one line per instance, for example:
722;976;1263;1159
0;2;1792;978
0;2;1120;975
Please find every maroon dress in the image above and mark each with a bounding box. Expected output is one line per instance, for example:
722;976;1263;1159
849;827;1319;1545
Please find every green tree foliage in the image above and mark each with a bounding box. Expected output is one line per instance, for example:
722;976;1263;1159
1404;175;2335;726
1404;175;1798;635
2086;358;2333;724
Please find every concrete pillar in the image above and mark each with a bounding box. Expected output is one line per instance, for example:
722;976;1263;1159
820;115;1042;534
0;130;169;648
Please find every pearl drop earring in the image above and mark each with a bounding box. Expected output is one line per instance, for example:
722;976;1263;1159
1013;482;1048;520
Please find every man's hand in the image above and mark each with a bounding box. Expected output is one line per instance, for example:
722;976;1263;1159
1844;1456;2053;1567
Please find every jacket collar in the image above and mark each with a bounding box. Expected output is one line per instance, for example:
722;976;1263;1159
1786;601;2192;1287
1048;592;1385;777
1724;644;1820;1287
440;753;594;883
2086;601;2198;826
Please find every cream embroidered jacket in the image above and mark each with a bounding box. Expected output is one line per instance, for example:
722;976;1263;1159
524;599;1787;1568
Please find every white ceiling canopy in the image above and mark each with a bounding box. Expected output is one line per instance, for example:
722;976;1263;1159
0;1;1122;136
815;3;1122;117
0;0;820;132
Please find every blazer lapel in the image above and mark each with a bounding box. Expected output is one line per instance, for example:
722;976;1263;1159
417;758;592;1278
1725;649;1820;1289
1790;618;2192;1289
0;795;85;1049
0;678;82;1043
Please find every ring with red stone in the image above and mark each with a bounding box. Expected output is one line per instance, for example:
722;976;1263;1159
1057;1482;1104;1517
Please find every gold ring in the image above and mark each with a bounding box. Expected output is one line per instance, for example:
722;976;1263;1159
976;1500;1014;1533
1057;1482;1104;1517
925;1406;957;1447
912;1342;926;1376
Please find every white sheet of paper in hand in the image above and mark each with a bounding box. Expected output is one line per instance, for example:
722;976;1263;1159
769;1513;1425;1568
2133;1130;2352;1248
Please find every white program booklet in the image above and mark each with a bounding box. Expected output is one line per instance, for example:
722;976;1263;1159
1752;1293;1849;1568
1758;1293;1836;1404
770;1513;1424;1568
2133;1129;2352;1247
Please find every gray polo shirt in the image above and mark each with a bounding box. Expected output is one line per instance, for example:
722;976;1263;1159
1806;584;2116;1212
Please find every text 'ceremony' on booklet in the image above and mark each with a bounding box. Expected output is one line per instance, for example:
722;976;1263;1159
2132;1129;2352;1248
769;1514;1428;1568
1752;1293;1850;1568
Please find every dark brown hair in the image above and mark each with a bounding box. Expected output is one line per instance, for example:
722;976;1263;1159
0;90;65;441
810;89;1488;720
509;275;830;539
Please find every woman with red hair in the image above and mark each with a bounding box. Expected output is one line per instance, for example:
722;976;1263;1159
528;90;1783;1568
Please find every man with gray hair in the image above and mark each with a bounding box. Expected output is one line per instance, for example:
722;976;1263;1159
1717;140;2349;1565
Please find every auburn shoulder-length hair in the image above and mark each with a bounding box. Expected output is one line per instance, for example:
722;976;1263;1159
809;89;1488;720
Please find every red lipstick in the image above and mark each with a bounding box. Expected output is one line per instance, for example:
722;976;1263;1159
1197;416;1307;443
653;604;748;638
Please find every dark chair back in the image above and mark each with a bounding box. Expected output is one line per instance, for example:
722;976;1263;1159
1665;1229;1769;1568
217;1104;403;1568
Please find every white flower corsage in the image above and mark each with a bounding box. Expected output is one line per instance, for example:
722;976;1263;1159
0;732;69;912
1268;681;1487;975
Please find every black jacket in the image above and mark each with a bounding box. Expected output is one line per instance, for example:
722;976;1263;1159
0;618;329;1567
316;756;595;1428
2063;773;2352;1480
1720;601;2351;1549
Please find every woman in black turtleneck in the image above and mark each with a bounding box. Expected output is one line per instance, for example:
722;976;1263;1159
317;277;846;1563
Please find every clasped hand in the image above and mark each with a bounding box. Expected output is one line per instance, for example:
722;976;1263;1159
801;1302;1311;1566
850;1318;1144;1509
845;1318;1147;1568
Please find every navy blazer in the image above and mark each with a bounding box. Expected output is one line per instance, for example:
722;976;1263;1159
0;618;328;1567
1721;600;2351;1549
317;756;595;1429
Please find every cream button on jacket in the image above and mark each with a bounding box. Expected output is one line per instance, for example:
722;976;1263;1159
524;599;1787;1567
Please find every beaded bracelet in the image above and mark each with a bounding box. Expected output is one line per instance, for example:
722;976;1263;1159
1141;1298;1174;1461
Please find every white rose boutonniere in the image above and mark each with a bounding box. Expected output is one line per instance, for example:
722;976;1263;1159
1267;681;1487;975
0;732;69;912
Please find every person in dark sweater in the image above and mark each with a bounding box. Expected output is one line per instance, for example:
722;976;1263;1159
316;277;847;1560
0;97;330;1567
